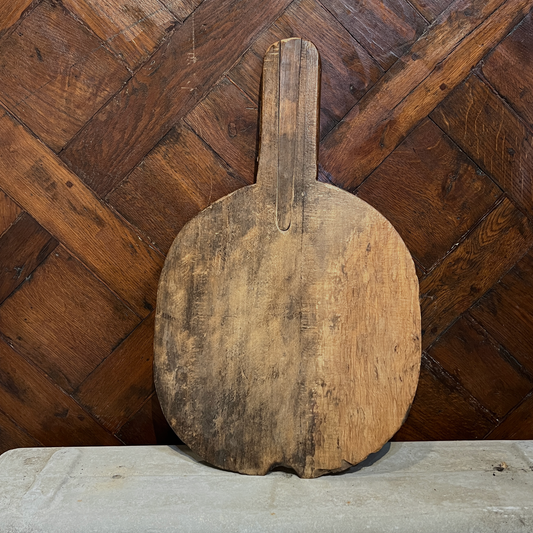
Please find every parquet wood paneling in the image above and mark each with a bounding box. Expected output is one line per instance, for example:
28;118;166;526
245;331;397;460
75;313;156;432
408;0;454;22
0;246;140;393
429;315;532;418
1;0;533;454
60;0;295;196
62;0;178;71
432;74;533;215
0;108;164;317
470;248;533;375
0;0;130;152
0;0;35;34
420;198;533;349
393;355;495;441
488;392;533;439
482;12;533;130
0;409;41;452
321;0;533;189
185;78;259;184
107;121;246;254
320;0;427;70
227;0;383;138
0;192;22;237
0;213;58;304
357;119;502;270
0;338;121;447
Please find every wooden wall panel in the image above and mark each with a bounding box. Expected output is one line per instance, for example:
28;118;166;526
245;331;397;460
0;0;533;455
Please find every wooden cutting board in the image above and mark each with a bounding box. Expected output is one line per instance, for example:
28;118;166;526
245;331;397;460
154;38;421;478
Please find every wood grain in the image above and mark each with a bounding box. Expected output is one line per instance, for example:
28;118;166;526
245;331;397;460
420;198;533;349
0;108;164;317
488;392;533;439
408;0;454;21
432;74;533;215
63;0;178;70
107;121;246;254
0;246;140;393
0;409;41;455
429;315;532;418
161;0;203;21
320;0;533;189
482;12;533;130
470;248;533;375
0;0;130;152
155;39;420;478
393;355;495;440
357;119;502;270
0;337;121;447
320;0;427;69
0;213;58;304
60;0;294;196
0;0;35;34
185;77;259;184
228;0;383;138
0;191;22;237
117;393;182;445
76;314;156;432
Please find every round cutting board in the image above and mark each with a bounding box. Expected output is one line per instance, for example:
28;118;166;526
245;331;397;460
154;38;421;478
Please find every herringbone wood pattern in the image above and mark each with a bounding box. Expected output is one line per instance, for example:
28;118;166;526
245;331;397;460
1;0;533;453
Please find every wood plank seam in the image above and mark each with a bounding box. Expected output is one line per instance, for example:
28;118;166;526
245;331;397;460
486;389;533;437
114;390;156;435
315;0;428;66
475;65;533;139
60;0;296;196
0;331;116;441
0;0;43;39
467;313;533;382
73;312;154;394
424;351;499;424
0;106;165;317
416;191;505;278
63;2;181;75
0;234;58;307
319;0;533;189
0;406;44;446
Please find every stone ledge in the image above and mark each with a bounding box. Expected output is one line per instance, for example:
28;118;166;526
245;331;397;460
1;441;532;532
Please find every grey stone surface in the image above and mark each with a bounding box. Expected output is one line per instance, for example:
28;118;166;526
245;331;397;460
1;441;532;532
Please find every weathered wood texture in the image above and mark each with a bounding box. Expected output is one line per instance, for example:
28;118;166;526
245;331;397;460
0;0;532;455
154;39;420;477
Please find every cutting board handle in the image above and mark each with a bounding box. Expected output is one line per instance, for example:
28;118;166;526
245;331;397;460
256;38;320;232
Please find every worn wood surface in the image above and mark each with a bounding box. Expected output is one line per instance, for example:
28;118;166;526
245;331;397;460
1;0;533;455
154;39;421;478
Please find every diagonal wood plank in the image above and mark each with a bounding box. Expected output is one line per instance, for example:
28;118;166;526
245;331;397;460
0;0;131;153
0;191;22;237
0;337;121;447
60;0;294;196
0;408;41;455
0;0;35;34
75;313;156;433
320;0;533;189
420;197;533;349
0;108;164;317
0;213;58;304
0;246;141;393
319;0;427;70
409;0;454;21
482;11;533;129
431;74;533;215
62;0;179;71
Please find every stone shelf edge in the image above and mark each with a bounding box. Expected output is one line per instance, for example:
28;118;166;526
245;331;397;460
1;441;532;532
